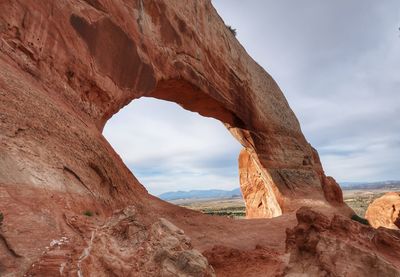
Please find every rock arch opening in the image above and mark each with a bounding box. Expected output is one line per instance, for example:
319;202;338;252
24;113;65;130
102;77;287;219
103;96;244;211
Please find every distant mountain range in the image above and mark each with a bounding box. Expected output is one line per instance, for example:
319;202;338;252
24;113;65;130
340;180;400;190
158;181;400;201
158;188;242;201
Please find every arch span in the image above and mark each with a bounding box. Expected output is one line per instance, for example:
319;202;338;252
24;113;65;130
0;0;356;274
0;0;346;222
64;0;346;217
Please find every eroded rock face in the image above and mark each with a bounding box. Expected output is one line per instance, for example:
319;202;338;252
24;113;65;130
366;192;400;229
203;245;285;276
284;207;400;276
239;148;283;218
395;215;400;229
24;207;215;277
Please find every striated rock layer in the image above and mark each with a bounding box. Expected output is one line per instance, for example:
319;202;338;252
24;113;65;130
366;192;400;230
0;0;396;276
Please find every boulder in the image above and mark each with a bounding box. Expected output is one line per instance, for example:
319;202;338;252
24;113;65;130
366;192;400;229
284;207;400;276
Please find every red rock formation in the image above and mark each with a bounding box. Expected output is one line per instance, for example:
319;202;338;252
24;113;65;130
25;207;215;276
321;176;344;204
238;145;345;218
311;147;344;205
203;245;285;276
0;0;389;275
366;192;400;229
395;214;400;229
239;148;283;218
284;207;400;276
0;0;345;219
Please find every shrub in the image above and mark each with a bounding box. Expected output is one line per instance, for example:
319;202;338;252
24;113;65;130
83;210;94;217
351;214;370;226
226;25;237;37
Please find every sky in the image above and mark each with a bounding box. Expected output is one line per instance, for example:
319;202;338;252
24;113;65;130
103;98;242;194
104;1;400;195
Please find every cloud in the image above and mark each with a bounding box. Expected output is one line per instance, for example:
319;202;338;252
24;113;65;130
213;0;400;182
103;98;242;194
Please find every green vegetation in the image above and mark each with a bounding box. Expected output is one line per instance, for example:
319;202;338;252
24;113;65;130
83;210;94;217
201;206;245;218
176;197;246;219
226;25;237;37
351;214;370;226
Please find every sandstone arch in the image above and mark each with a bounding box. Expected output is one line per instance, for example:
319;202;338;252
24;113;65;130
67;3;345;217
0;0;355;275
145;79;287;218
0;0;346;218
